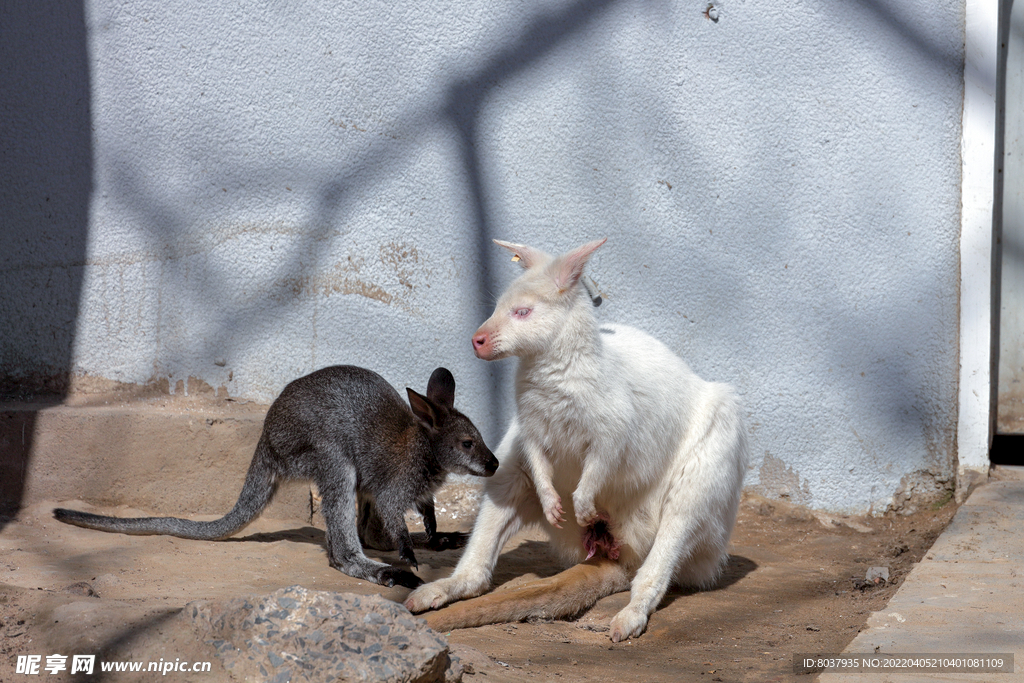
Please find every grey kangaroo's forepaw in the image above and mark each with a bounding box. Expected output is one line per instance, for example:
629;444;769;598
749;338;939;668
399;547;419;570
380;567;424;589
425;531;467;551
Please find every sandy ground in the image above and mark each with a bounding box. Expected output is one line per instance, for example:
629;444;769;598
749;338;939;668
0;487;957;683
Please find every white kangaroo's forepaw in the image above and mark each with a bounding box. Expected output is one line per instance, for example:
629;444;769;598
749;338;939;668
404;579;455;613
540;490;565;528
572;492;598;527
609;606;649;643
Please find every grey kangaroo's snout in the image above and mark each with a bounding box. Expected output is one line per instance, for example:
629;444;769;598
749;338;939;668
469;444;499;477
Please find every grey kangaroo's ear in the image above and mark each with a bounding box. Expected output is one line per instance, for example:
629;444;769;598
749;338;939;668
493;239;551;270
426;367;456;408
407;388;441;431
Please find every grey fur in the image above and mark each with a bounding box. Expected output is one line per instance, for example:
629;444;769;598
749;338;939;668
54;365;498;589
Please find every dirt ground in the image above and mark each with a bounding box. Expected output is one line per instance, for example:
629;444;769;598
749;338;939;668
0;482;958;683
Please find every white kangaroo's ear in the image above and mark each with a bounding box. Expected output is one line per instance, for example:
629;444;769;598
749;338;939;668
551;238;607;293
493;240;551;270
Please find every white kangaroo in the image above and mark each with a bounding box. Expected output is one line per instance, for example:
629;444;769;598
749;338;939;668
404;238;748;642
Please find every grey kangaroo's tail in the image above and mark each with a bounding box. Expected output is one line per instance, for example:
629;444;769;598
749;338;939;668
53;439;280;540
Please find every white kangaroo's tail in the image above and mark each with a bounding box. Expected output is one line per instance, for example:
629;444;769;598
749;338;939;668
423;558;630;633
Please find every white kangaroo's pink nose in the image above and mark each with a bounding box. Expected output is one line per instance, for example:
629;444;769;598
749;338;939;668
472;331;492;359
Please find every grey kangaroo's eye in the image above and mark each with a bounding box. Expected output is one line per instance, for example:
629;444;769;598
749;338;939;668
461;440;474;449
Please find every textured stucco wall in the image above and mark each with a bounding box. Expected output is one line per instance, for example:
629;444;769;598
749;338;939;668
1;0;965;513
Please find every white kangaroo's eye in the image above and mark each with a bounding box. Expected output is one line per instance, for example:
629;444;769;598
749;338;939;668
514;308;532;318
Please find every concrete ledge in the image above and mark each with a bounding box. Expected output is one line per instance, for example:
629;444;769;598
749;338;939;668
819;478;1024;683
1;396;487;528
1;397;314;523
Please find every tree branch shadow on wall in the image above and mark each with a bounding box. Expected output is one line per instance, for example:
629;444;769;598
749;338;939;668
442;0;622;429
0;1;92;528
37;0;980;516
100;0;627;443
851;0;1012;468
800;0;977;489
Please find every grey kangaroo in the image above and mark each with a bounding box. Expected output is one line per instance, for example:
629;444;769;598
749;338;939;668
54;365;499;589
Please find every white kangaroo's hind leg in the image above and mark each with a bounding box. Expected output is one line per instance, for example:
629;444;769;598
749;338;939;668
610;410;744;642
609;512;701;643
609;502;731;642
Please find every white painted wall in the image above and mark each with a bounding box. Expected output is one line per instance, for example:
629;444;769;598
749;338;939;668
1;0;968;513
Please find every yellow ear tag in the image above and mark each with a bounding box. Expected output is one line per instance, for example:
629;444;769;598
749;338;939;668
511;254;521;262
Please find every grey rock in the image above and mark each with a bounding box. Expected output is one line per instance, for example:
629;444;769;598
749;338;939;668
185;585;461;683
61;581;98;597
866;566;889;584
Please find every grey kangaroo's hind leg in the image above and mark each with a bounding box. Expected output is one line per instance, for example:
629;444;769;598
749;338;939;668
319;458;422;589
357;492;396;551
372;492;420;570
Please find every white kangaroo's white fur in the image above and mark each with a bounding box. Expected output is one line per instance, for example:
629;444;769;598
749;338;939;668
405;238;748;642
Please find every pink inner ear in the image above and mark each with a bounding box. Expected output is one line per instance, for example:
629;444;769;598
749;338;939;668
554;238;607;291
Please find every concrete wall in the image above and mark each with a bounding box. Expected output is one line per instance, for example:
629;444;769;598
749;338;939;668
1;0;966;514
998;0;1024;434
